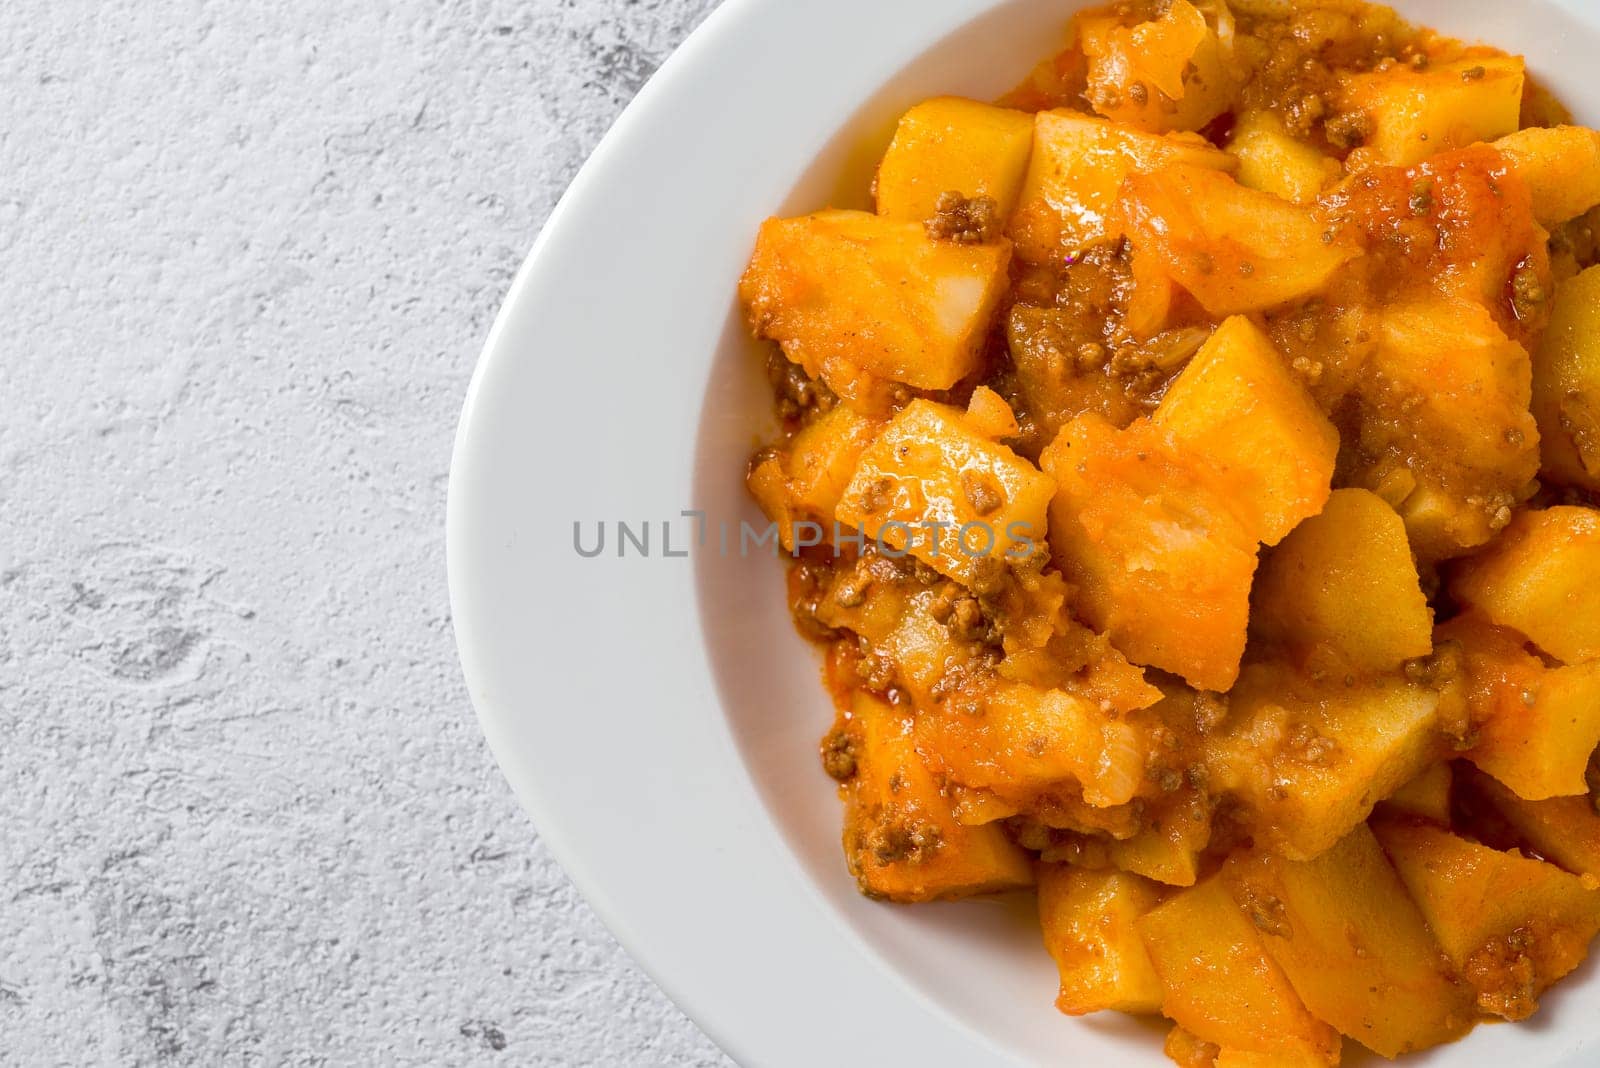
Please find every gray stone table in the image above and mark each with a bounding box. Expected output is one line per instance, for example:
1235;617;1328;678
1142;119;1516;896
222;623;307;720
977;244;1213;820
2;1;730;1063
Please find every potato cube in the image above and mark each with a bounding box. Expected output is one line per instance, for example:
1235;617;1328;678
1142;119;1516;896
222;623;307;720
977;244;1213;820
964;385;1020;440
1226;111;1342;205
748;409;885;551
1038;866;1165;1016
1009;110;1233;262
1366;299;1541;560
1461;765;1600;879
1251;489;1434;675
786;405;883;519
1153;316;1339;546
874;590;985;709
914;680;1150;809
1164;1029;1333;1068
1137;876;1341;1065
1452;506;1600;664
1120;165;1360;316
837;400;1055;587
1495;125;1600;228
1077;0;1232;134
874;97;1036;226
814;564;910;647
1163;1026;1217;1068
1328;146;1548;339
840;691;1034;902
1126;243;1176;339
1478;661;1600;801
1532;266;1600;490
1374;818;1600;1020
740;210;1011;406
1380;762;1453;825
1373;299;1539;477
1439;610;1600;800
1214;1051;1330;1068
1341;56;1525;168
746;452;801;553
1205;663;1444;861
1107;790;1212;887
1223;826;1473;1057
1040;414;1259;691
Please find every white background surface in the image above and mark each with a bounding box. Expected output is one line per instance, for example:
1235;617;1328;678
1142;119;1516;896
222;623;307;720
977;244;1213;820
1;0;730;1063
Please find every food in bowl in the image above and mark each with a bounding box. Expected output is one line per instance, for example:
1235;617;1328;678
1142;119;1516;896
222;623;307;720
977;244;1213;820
737;0;1600;1062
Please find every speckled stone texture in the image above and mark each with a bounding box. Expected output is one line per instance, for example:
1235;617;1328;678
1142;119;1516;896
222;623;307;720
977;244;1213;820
1;1;730;1063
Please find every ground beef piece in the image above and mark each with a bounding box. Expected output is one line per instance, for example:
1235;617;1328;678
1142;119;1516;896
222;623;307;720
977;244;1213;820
925;192;1002;244
1238;885;1293;939
1511;259;1550;323
765;348;836;421
1287;91;1331;139
960;468;1005;516
821;727;858;782
947;595;1001;647
1466;928;1539;1020
1325;109;1374;150
789;559;841;642
867;806;944;865
1551;206;1600;270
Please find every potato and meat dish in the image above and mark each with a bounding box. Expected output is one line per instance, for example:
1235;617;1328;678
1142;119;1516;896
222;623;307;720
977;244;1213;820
739;0;1600;1062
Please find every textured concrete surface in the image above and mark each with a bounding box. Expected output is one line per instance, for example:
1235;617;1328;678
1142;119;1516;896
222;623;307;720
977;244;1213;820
1;1;730;1064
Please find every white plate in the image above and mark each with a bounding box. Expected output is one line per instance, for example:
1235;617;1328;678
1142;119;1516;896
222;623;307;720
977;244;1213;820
449;1;1600;1063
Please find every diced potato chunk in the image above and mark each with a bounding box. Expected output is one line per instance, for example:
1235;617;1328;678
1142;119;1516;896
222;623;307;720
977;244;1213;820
1461;765;1600;879
964;385;1020;440
1153;316;1338;546
1373;300;1539;476
1329;146;1549;338
1495;125;1600;228
1108;790;1212;888
1341;56;1526;168
1226;111;1341;205
786;405;883;519
1041;414;1258;691
1374;818;1600;1020
1438;610;1600;800
840;691;1034;902
1126;244;1176;339
1366;299;1541;560
1205;663;1444;860
1039;866;1165;1016
740;210;1011;406
1381;762;1453;825
1163;1026;1218;1068
1214;1051;1330;1068
1252;489;1434;675
747;408;886;551
1532;266;1600;490
1120;165;1360;316
876;588;987;708
1223;826;1473;1057
1009;110;1233;261
1137;876;1341;1065
1452;506;1600;664
837;400;1055;586
746;452;802;553
875;97;1036;225
1164;1029;1333;1068
1477;657;1600;799
1077;0;1232;134
914;680;1150;809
